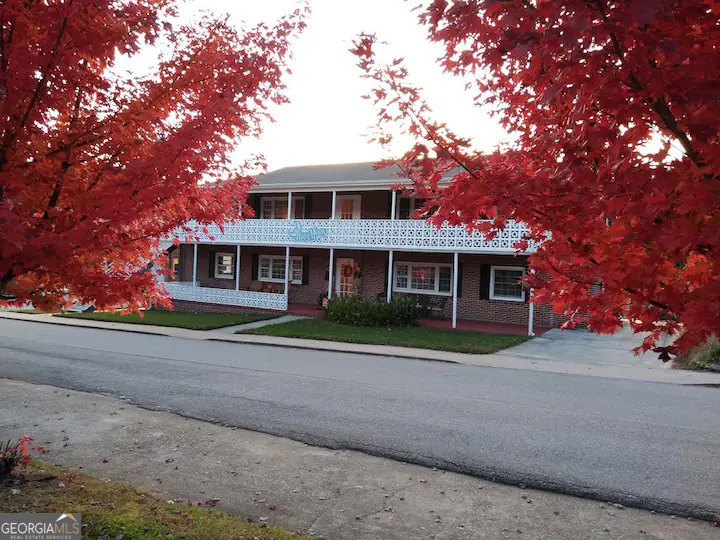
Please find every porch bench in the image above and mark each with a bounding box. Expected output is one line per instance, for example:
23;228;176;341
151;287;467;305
421;296;449;318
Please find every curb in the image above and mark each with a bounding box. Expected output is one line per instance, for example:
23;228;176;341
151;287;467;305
2;313;720;386
206;336;462;364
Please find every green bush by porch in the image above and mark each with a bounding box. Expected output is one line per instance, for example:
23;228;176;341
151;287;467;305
239;318;530;354
58;310;279;330
325;295;420;327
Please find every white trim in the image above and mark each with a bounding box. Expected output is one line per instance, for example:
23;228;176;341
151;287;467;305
260;195;305;219
192;244;198;287
327;248;334;299
334;194;361;219
489;265;526;302
213;251;235;280
393;261;453;296
452;252;459;329
258;254;303;285
386;250;394;302
250;175;455;194
235;245;241;290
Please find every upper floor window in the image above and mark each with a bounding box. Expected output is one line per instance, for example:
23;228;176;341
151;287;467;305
258;255;303;284
335;194;361;219
394;261;452;296
490;266;525;301
260;196;304;219
214;252;235;279
396;196;427;219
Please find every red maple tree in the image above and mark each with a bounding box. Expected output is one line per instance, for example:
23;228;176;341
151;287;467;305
353;0;720;355
0;0;305;311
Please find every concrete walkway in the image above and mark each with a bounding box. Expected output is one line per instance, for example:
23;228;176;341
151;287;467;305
1;311;718;385
1;379;715;540
212;314;309;334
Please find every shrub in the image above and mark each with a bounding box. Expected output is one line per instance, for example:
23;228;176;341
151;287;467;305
674;335;720;370
325;295;420;327
0;436;33;476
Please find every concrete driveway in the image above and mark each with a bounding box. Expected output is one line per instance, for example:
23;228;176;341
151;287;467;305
498;327;666;369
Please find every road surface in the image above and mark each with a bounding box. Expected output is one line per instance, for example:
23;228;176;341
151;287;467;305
0;318;718;519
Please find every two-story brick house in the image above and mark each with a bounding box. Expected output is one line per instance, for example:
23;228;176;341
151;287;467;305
161;162;560;334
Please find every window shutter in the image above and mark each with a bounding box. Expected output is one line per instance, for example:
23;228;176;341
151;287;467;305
302;255;310;285
246;194;258;218
208;250;214;279
457;263;463;298
251;253;259;280
399;197;411;219
304;195;313;218
524;266;530;303
383;253;390;293
479;264;491;300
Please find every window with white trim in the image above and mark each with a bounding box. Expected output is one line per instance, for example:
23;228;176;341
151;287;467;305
396;196;425;219
214;252;235;279
258;255;303;284
490;266;525;301
260;196;305;219
394;262;452;295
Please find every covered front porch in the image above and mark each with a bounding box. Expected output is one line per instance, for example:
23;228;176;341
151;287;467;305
163;242;541;336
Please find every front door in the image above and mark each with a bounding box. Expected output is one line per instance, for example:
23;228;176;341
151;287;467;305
336;258;357;297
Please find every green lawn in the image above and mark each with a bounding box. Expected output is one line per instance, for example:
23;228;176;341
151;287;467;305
239;318;530;354
59;310;278;330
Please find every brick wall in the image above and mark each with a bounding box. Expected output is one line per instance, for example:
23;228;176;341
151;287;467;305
360;251;561;328
247;191;392;220
170;243;563;328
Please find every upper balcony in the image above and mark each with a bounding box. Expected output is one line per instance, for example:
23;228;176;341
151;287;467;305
165;218;536;254
163;166;537;254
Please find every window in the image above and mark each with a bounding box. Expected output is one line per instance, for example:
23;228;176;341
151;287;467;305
334;195;361;219
396;196;426;219
394;262;453;295
258;255;303;284
490;266;525;301
170;252;180;279
214;252;235;279
260;196;304;219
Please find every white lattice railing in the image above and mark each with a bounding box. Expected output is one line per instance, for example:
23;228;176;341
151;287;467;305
164;282;288;311
165;219;535;254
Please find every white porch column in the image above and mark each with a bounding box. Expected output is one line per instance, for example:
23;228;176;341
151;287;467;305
390;189;397;220
284;246;290;299
452;252;459;329
235;245;241;290
331;190;337;219
386;250;394;302
528;291;536;337
327;248;334;300
287;191;292;219
192;243;198;287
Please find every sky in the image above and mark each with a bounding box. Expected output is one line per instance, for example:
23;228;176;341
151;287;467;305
179;0;508;172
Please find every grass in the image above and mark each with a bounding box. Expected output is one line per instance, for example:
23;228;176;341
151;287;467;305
58;310;279;330
673;334;720;370
0;460;310;540
239;318;530;354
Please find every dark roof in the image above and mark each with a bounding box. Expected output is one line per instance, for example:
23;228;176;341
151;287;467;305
254;161;407;192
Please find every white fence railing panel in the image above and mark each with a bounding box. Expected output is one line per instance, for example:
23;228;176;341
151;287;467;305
164;219;535;254
164;282;288;311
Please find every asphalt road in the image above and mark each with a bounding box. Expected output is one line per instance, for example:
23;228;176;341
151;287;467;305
0;318;718;520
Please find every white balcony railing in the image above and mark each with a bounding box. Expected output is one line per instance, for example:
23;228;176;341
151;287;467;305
164;282;288;311
167;219;535;254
